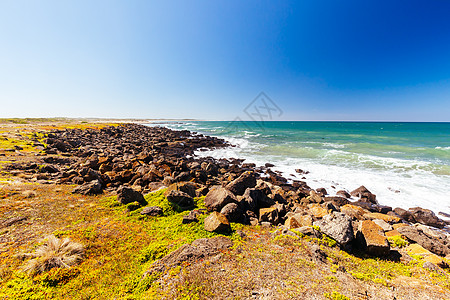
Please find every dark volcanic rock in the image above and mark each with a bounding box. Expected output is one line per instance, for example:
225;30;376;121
350;185;377;204
220;203;243;222
204;187;237;212
117;186;146;205
226;171;257;196
408;207;446;229
166;190;194;209
242;187;274;211
394;207;415;223
72;179;102;195
141;206;163;216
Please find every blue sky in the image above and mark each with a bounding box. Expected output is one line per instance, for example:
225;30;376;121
1;0;449;121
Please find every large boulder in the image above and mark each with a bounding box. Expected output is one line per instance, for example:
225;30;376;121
166;190;194;209
340;204;369;220
226;171;257;196
408;207;446;229
72;179;103;195
204;212;231;233
397;226;450;257
165;182;197;198
350;185;377;204
357;220;390;256
204;187;237;212
393;207;415;223
220;203;243;222
284;214;313;230
259;207;279;225
314;212;354;248
242;187;274;211
117;186;146;205
363;212;400;224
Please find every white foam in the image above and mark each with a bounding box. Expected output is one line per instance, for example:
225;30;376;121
194;140;450;219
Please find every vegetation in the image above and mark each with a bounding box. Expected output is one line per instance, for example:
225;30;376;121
22;235;85;275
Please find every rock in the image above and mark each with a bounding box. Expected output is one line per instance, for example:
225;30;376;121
397;226;450;257
408;207;446;229
117;186;146;205
314;212;354;247
141;206;163;216
204;212;231;233
363;212;400;224
220;203;243;222
144;236;233;276
182;209;204;224
323;196;350;207
385;229;401;237
242;188;274;211
259;207;279;225
316;187;327;196
165;182;197;198
166;190;194;209
285;214;313;229
293;226;322;238
336;190;351;198
372;219;393;231
309;190;323;204
393;207;415;222
357;220;390;256
204;187;237;212
340;204;368;220
72;179;103;195
350;185;377;204
226;171;257;195
308;204;328;219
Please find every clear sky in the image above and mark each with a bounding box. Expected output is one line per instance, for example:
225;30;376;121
1;0;450;121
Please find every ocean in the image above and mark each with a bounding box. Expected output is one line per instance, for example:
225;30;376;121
154;121;450;219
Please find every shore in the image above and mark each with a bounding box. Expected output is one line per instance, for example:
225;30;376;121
1;120;449;299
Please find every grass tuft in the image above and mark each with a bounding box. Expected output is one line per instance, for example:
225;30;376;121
22;235;85;275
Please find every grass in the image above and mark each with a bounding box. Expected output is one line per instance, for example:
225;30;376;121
0;188;240;299
22;235;85;275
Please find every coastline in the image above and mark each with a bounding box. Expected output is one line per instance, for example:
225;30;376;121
1;120;449;299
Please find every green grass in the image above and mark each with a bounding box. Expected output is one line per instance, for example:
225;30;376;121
0;189;241;299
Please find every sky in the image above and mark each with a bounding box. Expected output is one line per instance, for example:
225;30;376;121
0;0;450;121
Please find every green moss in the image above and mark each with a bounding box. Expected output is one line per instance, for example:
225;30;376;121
324;291;350;300
388;235;408;248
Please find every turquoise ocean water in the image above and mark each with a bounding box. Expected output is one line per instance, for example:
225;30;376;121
156;121;450;218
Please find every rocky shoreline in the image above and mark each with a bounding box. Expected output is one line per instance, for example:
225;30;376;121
5;123;450;270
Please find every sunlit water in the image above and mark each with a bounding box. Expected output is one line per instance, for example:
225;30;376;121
148;121;450;219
